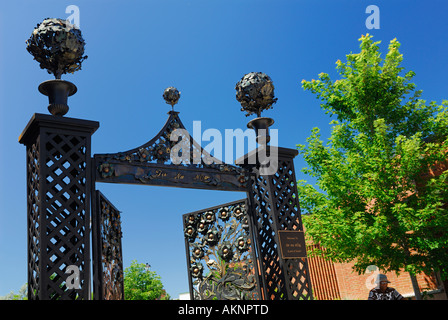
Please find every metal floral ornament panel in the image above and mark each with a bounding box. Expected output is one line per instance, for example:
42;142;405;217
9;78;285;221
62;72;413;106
92;191;124;300
183;199;262;300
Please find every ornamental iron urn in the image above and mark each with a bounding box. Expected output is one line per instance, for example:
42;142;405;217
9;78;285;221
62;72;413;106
235;72;277;145
26;18;87;116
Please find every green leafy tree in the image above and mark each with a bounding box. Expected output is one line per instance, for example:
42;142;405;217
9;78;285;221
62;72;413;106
123;260;170;300
0;284;27;300
298;34;448;300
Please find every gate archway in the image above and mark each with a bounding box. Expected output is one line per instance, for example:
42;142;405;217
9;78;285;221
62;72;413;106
20;102;314;300
91;109;253;300
19;18;313;299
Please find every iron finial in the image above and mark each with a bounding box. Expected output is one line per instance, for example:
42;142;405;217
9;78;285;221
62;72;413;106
26;18;87;116
236;72;276;145
163;87;181;111
235;72;277;117
26;18;87;80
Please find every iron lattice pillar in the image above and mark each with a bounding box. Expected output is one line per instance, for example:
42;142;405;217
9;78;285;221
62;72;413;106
19;113;99;300
239;146;314;300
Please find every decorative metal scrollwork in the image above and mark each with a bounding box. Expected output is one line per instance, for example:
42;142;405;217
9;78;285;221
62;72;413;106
94;111;249;191
96;111;242;171
183;200;261;300
93;191;124;300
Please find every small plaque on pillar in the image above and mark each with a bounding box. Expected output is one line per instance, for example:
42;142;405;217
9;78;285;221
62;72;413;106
278;230;307;259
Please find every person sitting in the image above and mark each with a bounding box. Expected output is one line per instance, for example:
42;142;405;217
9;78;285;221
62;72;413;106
368;274;404;300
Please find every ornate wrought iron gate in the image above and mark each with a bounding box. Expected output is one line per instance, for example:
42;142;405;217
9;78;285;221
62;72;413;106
20;19;314;300
183;199;263;300
20;63;314;300
91;190;124;300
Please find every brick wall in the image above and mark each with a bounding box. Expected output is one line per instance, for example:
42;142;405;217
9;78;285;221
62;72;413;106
307;247;441;300
307;245;341;300
333;261;438;300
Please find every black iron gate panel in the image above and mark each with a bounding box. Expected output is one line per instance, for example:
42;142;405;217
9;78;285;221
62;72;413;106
183;199;262;300
92;190;124;300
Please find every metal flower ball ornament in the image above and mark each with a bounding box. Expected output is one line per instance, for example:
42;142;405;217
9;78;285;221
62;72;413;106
163;87;181;111
235;72;277;117
236;72;277;145
26;18;87;116
26;18;87;79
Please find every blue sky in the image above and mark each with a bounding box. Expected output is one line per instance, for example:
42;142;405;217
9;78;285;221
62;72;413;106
0;0;447;298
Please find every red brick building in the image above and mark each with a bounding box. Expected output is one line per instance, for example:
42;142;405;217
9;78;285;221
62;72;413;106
306;244;446;300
